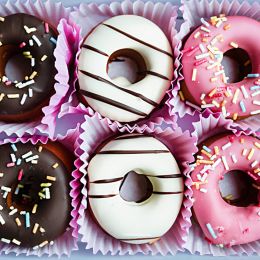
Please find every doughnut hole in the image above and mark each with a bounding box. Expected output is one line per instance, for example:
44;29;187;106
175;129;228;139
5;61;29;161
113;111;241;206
107;49;147;87
0;45;32;83
6;173;45;212
219;170;259;207
221;48;252;83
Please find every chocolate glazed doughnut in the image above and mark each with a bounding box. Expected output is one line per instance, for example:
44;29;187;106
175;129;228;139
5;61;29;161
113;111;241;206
0;141;73;248
0;13;57;122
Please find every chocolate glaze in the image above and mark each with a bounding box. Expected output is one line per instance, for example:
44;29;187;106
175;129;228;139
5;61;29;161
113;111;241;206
98;150;170;154
0;13;57;121
82;44;109;56
0;142;72;248
119;171;153;203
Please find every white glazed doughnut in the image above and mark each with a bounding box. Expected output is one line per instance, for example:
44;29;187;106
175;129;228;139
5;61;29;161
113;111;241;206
78;15;173;122
87;134;184;244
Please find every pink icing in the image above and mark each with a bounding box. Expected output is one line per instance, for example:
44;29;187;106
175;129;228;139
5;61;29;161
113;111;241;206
182;16;260;119
191;134;260;246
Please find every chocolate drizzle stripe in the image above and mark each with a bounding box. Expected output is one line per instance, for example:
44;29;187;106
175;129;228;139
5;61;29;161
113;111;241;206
88;194;118;198
153;191;183;195
82;44;109;56
91;177;123;184
79;90;147;117
139;71;170;81
102;23;173;58
79;70;158;107
148;173;183;179
98;150;170;154
91;174;182;184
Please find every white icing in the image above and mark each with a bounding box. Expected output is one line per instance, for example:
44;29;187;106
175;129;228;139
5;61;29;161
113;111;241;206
88;134;184;244
78;15;173;122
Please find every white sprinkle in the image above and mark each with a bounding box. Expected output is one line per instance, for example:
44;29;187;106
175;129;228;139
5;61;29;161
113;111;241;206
200;93;206;100
201;173;208;182
17;79;35;89
41;55;48;62
252;90;260;97
215;19;223;28
10;153;16;163
31;160;38;164
232;89;240;104
222;142;232;150
195;52;210;60
197;174;202;181
201;17;210;27
20;94;28;105
201;26;210;33
201;104;215;109
1;186;11;192
7;94;19;99
206;223;217;239
22;151;33;159
199;43;206;53
0;214;5;225
212;158;221;169
9;208;18;216
1;238;10;244
11;144;17;152
251;110;260;115
241;85;249;99
251;160;258;168
231;154;237;163
16;158;22;165
33;245;39;250
32;35;42;47
221;156;229;170
214;70;224;76
242;149;248;156
25;155;39;163
186;101;202;111
29;39;34;46
200;188;207;193
28;88;33;98
253;100;260;106
192;68;197;81
12;239;21;245
31;58;35;67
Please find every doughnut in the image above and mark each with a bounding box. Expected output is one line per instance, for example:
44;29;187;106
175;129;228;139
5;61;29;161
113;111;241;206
87;134;184;244
0;13;57;122
78;15;173;123
191;133;260;246
0;141;73;248
181;15;260;120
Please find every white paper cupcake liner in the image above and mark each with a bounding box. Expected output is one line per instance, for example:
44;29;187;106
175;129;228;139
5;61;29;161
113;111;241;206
171;0;260;132
76;112;197;255
185;110;260;256
57;0;179;130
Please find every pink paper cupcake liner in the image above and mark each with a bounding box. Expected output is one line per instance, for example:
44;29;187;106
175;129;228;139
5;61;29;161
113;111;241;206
0;126;81;257
76;112;197;255
185;111;260;256
171;0;260;132
58;0;179;130
0;0;79;138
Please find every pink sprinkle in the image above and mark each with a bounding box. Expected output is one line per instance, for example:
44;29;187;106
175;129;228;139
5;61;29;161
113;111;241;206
7;162;15;168
44;22;49;33
202;33;211;37
242;228;249;234
187;45;200;57
247;171;258;181
19;42;26;48
5;81;12;86
209;93;223;99
182;46;195;54
228;136;235;143
18;169;23;181
194;58;207;66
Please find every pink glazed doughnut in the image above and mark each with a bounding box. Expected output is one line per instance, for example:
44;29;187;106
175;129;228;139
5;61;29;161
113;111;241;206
181;15;260;120
191;133;260;246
